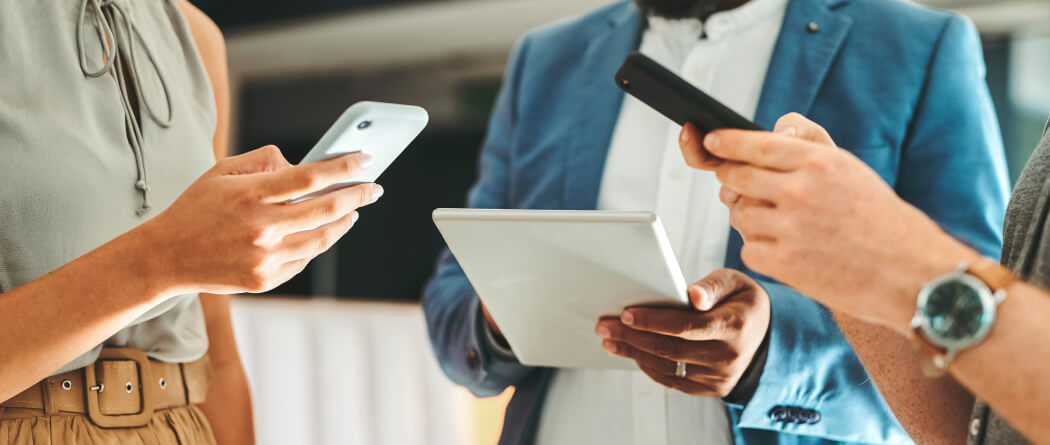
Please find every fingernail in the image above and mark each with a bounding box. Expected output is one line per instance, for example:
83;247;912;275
360;153;374;169
704;133;720;150
621;311;635;326
596;325;611;338
775;126;797;136
372;184;384;201
602;340;619;354
351;211;360;224
680;127;691;145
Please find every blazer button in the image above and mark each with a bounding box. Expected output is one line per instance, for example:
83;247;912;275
769;406;821;424
768;406;790;422
802;409;822;424
466;348;481;371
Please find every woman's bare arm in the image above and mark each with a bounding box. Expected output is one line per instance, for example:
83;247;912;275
0;225;181;402
198;296;256;444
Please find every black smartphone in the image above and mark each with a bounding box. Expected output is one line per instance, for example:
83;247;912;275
614;52;763;133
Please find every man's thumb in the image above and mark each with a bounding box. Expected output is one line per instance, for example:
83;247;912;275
689;269;743;311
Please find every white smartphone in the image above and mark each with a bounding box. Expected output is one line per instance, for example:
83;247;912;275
294;101;429;201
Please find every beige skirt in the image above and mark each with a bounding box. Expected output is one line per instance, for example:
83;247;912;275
0;406;216;445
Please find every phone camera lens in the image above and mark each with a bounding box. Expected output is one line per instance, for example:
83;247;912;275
357;120;372;130
619;79;631;90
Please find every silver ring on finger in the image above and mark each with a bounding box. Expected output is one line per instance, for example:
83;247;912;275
675;361;688;379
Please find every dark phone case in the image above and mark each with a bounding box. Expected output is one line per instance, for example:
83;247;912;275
614;52;764;133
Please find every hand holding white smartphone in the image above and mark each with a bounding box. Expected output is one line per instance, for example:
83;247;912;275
293;101;429;202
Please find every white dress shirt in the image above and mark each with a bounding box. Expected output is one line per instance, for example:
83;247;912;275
534;0;787;443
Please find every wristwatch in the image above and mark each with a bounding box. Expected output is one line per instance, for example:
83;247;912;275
910;260;1013;377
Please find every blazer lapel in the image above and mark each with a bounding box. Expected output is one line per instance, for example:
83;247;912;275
562;4;643;210
753;0;853;128
727;0;852;271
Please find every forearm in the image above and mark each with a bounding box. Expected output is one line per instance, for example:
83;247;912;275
872;242;1050;443
0;222;176;401
834;314;972;445
423;269;534;396
199;354;255;444
198;294;256;444
950;283;1050;443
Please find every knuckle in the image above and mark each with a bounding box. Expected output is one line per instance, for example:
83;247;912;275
759;139;778;160
730;167;752;186
244;245;269;270
247;226;272;247
730;213;752;237
718;186;734;204
721;311;746;333
710;343;740;367
652;339;674;358
677;314;700;335
244;265;270;292
722;349;741;366
775;113;799;128
262;145;281;157
716;268;741;281
714;165;730;183
777;215;798;235
295;171;321;191
728;208;742;229
712;383;734;398
807;153;832;173
358;184;375;204
779;182;806;203
313;235;331;253
318;197;341;220
339;156;360;175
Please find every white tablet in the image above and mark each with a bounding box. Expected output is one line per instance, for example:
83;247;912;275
432;209;689;369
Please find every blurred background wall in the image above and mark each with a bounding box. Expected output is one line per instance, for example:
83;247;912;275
186;0;1050;443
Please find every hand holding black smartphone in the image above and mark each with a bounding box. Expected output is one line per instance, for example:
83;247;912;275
614;52;764;164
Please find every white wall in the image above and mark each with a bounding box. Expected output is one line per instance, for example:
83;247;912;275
231;298;479;445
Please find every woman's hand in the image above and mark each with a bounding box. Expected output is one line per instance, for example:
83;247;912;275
678;114;980;333
144;145;383;296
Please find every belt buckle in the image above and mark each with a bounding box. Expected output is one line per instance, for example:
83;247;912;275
84;348;155;428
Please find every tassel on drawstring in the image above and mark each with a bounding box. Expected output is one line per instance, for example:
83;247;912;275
77;0;174;215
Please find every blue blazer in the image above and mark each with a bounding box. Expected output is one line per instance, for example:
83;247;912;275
423;0;1010;444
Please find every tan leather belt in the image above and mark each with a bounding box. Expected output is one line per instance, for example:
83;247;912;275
1;348;212;428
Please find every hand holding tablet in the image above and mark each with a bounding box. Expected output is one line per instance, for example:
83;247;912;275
433;209;689;369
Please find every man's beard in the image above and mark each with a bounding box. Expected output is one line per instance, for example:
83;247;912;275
633;0;729;19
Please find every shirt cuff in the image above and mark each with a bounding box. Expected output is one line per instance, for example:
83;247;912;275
724;324;770;406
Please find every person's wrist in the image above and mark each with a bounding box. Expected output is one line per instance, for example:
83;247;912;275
123;216;189;300
885;228;982;336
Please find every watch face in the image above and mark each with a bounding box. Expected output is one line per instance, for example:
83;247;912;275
925;279;987;341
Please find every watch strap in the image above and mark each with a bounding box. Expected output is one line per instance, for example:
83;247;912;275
911;327;950;377
966;260;1014;292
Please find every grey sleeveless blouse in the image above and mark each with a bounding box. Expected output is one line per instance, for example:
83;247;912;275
0;0;216;373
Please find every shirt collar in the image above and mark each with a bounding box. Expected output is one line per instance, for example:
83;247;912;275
647;0;789;42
